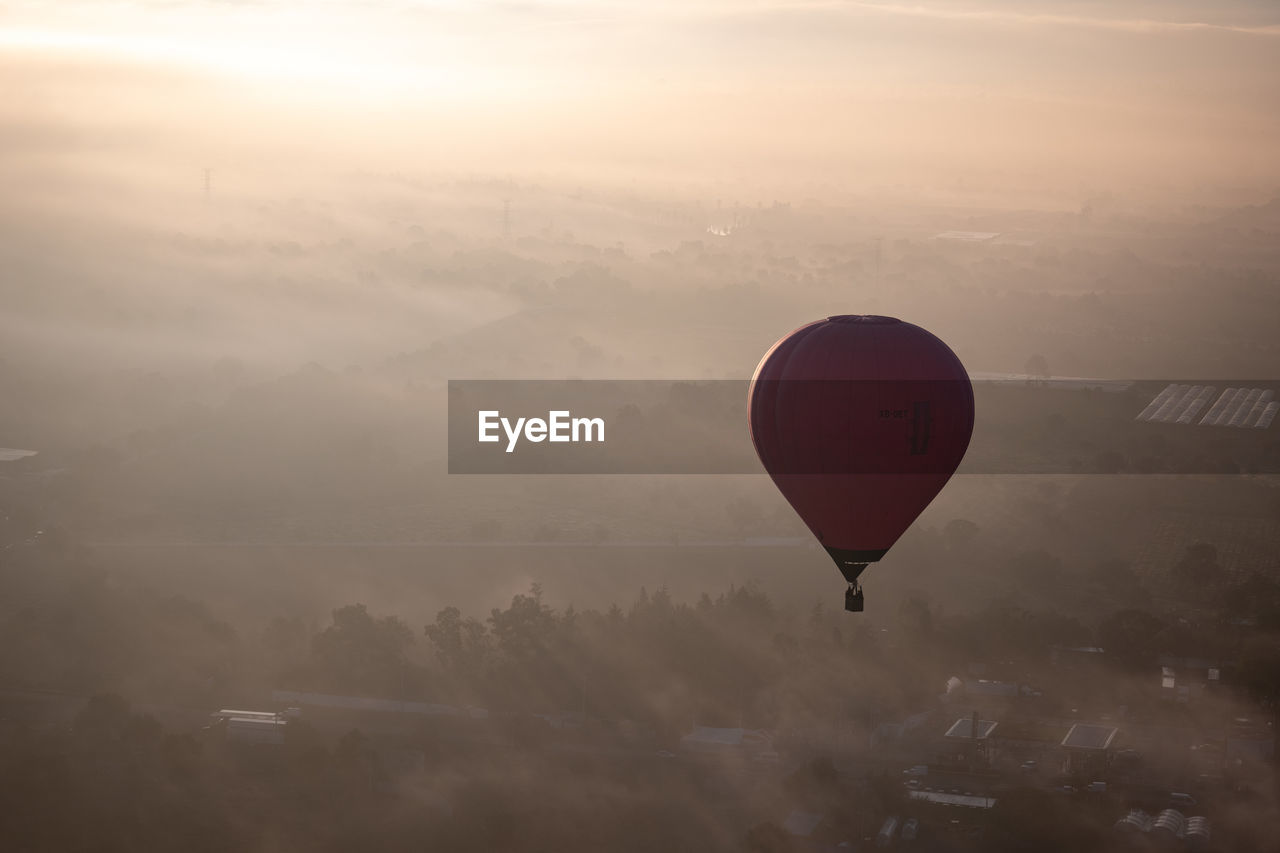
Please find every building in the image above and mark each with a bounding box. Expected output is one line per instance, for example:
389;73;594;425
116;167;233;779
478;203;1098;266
1061;723;1119;777
1158;656;1226;703
942;676;1039;725
1050;645;1106;672
940;715;998;767
208;707;301;745
781;810;824;840
1115;810;1152;833
870;709;935;748
1226;716;1275;762
990;718;1066;762
223;715;288;745
679;726;772;755
1115;809;1211;848
909;790;996;809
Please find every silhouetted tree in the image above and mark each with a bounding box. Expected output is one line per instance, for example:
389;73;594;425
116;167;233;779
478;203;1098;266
311;604;415;696
425;605;492;673
943;517;980;549
1170;542;1225;599
1025;353;1050;383
1098;608;1166;670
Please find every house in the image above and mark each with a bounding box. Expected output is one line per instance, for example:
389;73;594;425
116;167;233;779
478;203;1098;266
782;810;824;839
1061;723;1119;777
1158;656;1226;703
940;715;998;767
908;790;996;809
208;710;297;746
870;709;935;748
1050;645;1106;672
680;726;772;755
224;715;288;745
943;677;1035;715
1115;809;1210;847
1226;716;1275;762
991;718;1066;763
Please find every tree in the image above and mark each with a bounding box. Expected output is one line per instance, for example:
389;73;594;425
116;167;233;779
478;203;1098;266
1094;449;1126;474
726;496;765;534
1025;353;1050;383
988;787;1100;852
1098;608;1165;670
1086;559;1148;606
425;606;491;673
897;594;934;642
488;583;559;661
1236;648;1280;709
73;693;133;742
263;615;308;657
311;604;415;695
743;822;796;853
1170;542;1225;598
333;729;385;797
1011;549;1065;594
1223;573;1280;628
943;517;980;549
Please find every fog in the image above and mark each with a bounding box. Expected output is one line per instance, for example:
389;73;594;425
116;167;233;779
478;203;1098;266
2;1;1280;851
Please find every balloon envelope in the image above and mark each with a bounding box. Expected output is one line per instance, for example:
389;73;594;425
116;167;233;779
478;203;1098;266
748;315;974;577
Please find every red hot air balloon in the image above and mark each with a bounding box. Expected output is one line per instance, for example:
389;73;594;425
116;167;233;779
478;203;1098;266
748;316;974;612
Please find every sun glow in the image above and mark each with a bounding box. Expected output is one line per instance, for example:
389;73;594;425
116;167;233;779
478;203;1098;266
0;10;534;103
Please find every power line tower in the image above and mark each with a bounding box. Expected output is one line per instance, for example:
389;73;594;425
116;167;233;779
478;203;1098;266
502;198;511;241
203;168;212;204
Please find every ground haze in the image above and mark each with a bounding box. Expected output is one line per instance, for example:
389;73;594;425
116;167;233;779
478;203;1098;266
2;3;1279;852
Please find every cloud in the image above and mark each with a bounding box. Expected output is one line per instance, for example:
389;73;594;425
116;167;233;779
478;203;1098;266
634;0;1262;38
828;1;1280;36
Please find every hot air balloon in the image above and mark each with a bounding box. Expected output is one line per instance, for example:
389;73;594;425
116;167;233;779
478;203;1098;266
748;316;974;612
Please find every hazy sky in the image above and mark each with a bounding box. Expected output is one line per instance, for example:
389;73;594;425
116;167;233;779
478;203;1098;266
2;1;1278;200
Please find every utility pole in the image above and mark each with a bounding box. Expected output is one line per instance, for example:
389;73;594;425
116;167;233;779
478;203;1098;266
972;709;980;770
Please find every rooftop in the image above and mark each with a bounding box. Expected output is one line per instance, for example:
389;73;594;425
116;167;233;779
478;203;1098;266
945;718;998;740
680;727;772;749
909;790;996;809
782;811;824;838
964;679;1019;697
682;726;744;746
1062;723;1119;751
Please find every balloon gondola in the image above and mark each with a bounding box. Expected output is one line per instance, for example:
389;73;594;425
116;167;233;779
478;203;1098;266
748;316;974;612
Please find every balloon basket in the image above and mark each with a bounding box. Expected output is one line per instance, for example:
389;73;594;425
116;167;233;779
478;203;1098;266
844;584;865;613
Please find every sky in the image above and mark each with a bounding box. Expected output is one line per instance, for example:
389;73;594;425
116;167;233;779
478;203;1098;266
2;1;1279;201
